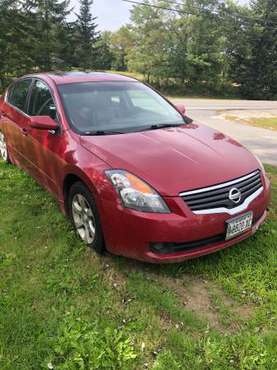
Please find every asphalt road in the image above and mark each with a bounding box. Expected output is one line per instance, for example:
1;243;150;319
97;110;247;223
172;98;277;166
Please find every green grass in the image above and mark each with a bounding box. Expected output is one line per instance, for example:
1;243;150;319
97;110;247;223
225;116;277;131
0;162;276;369
246;118;277;131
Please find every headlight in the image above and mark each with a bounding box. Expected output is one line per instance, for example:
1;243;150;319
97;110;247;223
254;155;266;175
105;170;170;213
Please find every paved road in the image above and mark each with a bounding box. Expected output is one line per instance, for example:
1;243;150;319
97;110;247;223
171;98;277;166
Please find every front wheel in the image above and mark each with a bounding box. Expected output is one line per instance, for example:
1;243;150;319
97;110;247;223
68;182;105;254
0;131;10;163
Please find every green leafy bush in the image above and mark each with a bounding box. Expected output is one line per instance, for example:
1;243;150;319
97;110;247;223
153;350;182;370
47;313;137;370
200;333;274;369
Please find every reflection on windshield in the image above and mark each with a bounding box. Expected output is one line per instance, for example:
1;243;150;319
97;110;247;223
58;82;184;134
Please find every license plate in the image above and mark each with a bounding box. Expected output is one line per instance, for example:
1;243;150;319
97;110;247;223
226;211;253;240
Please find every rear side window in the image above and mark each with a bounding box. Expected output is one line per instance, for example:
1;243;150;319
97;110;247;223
8;79;32;113
28;80;57;119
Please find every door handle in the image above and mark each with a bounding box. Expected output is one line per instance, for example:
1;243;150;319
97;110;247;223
22;127;28;136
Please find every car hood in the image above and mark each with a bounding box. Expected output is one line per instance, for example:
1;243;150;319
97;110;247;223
80;123;259;196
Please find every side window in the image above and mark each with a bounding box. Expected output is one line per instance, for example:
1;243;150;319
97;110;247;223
8;79;32;113
29;80;57;119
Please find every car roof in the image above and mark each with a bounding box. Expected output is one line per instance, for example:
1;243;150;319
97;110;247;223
26;71;138;85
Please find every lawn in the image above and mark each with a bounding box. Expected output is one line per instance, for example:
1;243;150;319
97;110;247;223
225;116;277;132
0;161;276;370
244;118;277;132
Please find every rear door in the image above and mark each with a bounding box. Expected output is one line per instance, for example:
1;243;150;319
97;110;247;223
3;78;33;168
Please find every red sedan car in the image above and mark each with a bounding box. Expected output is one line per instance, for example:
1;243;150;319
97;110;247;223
0;72;271;263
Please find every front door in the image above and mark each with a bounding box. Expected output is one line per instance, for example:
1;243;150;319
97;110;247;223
25;79;66;195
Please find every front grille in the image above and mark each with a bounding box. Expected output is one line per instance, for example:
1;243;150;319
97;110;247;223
181;170;263;212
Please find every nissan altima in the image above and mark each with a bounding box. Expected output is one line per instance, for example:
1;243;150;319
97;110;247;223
0;72;271;262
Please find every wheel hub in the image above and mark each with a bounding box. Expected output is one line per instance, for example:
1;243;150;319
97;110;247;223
0;132;8;162
71;193;96;244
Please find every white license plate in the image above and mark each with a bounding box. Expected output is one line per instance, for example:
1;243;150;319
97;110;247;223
226;211;253;240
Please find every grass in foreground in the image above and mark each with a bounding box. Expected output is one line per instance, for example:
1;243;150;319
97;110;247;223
225;116;277;131
0;162;276;369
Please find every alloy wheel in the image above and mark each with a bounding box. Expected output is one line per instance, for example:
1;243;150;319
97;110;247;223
0;132;8;162
71;193;96;244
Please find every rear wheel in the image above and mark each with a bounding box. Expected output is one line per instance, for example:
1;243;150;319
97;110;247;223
68;182;105;254
0;131;10;163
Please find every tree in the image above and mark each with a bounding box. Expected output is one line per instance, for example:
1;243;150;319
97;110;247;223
1;0;276;100
111;26;134;71
94;31;114;70
26;0;72;70
127;2;173;83
75;0;99;69
230;0;277;99
53;21;79;69
126;0;229;91
0;0;76;88
0;1;37;88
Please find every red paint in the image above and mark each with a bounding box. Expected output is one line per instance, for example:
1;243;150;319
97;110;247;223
174;103;186;116
30;116;59;131
0;73;271;263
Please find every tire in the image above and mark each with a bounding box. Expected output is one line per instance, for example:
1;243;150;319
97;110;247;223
68;181;105;254
0;130;10;163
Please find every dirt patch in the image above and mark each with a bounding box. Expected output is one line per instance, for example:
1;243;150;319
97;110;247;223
85;251;128;290
96;255;255;331
158;275;224;331
210;286;254;320
185;280;222;329
102;263;127;289
159;309;173;326
157;274;254;332
234;304;253;319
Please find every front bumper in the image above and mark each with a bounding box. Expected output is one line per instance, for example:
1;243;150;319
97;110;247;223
100;175;271;263
144;210;267;263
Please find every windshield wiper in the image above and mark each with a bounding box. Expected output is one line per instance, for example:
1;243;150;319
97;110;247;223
83;130;124;136
83;122;186;136
149;123;184;130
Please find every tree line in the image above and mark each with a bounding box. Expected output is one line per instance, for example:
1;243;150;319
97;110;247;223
0;0;276;99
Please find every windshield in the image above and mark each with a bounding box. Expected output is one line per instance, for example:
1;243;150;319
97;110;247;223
58;82;185;134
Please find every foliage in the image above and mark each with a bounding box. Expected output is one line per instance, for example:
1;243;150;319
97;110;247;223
0;0;276;99
74;0;99;69
0;0;107;90
95;31;114;70
229;0;277;99
47;312;137;369
0;0;37;88
127;1;228;91
153;332;276;369
121;0;277;99
111;26;134;71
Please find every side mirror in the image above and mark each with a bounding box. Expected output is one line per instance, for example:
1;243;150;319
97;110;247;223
30;116;59;131
174;103;186;116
